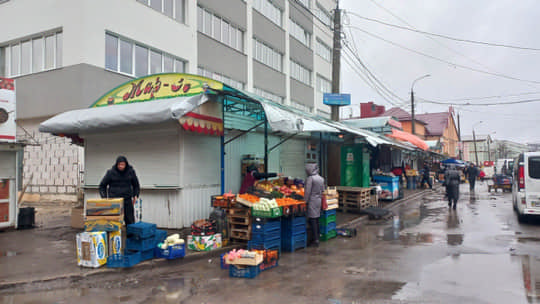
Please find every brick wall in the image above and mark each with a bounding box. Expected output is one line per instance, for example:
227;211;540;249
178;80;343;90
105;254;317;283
17;118;83;194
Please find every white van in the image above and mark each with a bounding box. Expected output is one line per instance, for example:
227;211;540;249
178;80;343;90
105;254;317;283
512;152;540;222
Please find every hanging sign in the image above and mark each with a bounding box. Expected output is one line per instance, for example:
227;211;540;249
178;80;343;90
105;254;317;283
91;73;224;107
0;77;15;142
323;93;351;106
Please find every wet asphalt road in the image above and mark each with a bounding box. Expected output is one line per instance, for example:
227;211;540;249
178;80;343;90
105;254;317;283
3;182;540;304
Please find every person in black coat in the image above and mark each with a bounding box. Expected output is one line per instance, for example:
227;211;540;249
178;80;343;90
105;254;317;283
466;163;479;192
444;165;461;210
99;156;140;225
420;162;433;189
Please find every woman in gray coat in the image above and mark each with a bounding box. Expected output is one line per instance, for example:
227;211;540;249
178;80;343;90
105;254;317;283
305;163;325;247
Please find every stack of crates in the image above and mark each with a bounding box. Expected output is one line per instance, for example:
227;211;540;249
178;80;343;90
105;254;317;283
126;222;166;261
281;216;307;252
320;210;337;241
247;217;281;253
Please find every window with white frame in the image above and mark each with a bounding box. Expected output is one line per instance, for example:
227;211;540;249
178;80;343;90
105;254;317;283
315;39;331;61
105;33;186;77
290;60;311;86
253;38;282;71
289;19;311;47
137;0;186;23
253;0;282;26
198;66;244;90
291;100;313;113
197;6;244;52
316;74;331;93
315;3;332;27
317;109;330;118
0;31;62;77
254;87;284;104
296;0;310;9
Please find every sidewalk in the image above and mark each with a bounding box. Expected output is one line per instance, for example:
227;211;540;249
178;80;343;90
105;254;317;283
0;186;436;289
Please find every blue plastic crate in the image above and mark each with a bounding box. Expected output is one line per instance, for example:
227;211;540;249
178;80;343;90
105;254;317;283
221;253;229;270
248;239;281;254
282;233;307;252
107;251;141;268
154;244;185;260
282;224;307;236
154;229;168;243
320;222;337;235
126;236;158;252
259;259;278;272
252;219;281;234
140;249;154;261
321;209;336;218
229;264;260;279
127;222;156;239
251;230;281;243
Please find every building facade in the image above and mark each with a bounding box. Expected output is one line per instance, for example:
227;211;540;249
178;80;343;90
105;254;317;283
493;140;529;160
462;135;493;165
0;0;336;195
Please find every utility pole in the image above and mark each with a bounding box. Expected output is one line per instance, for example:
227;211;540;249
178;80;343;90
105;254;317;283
331;1;341;121
457;113;462;160
473;128;479;166
411;90;415;135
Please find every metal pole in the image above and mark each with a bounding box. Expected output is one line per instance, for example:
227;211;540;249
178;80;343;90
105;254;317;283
331;1;341;121
488;138;491;162
457;113;463;160
264;116;269;178
220;97;225;194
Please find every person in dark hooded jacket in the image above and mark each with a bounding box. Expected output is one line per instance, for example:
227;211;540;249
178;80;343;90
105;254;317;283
444;164;461;210
305;163;325;247
99;156;140;225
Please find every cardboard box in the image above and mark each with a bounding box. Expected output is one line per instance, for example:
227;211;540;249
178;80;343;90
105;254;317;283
86;198;123;216
71;207;85;229
76;231;108;268
108;230;122;255
85;215;124;222
187;233;222;252
84;220;122;232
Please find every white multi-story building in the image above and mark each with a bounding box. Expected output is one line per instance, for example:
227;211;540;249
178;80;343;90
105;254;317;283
0;0;336;196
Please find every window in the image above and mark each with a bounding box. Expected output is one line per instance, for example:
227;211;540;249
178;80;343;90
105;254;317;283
316;74;331;93
254;87;284;103
289;19;311;47
316;39;331;61
296;0;310;9
253;38;282;71
105;33;186;77
290;60;311;86
198;66;244;90
197;6;245;52
253;0;282;26
0;31;63;77
315;3;332;27
137;0;186;23
529;157;540;179
291;100;313;113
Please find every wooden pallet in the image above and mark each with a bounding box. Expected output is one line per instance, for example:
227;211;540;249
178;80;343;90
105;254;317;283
228;207;251;217
337;187;375;213
227;208;252;241
229;224;252;241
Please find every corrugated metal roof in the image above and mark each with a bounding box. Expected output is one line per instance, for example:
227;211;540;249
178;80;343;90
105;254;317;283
342;116;399;129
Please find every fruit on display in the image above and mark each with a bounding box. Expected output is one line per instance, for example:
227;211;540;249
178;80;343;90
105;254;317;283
275;197;304;207
238;193;260;203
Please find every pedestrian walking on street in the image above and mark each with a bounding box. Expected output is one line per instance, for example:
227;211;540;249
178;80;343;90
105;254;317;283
304;163;325;247
444;164;461;210
420;162;433;189
99;156;140;225
466;163;479;192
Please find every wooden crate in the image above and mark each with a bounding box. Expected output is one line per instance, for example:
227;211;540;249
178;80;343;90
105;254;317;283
336;186;374;213
227;207;252;241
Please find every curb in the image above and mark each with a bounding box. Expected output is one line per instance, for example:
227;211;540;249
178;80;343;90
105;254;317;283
336;186;440;229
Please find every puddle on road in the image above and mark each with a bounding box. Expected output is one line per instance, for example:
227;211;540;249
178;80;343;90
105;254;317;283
518;237;540;243
0;251;17;257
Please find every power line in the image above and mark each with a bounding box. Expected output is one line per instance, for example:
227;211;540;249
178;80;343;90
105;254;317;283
346;25;540;85
417;96;540;106
427;91;540;102
345;12;540;52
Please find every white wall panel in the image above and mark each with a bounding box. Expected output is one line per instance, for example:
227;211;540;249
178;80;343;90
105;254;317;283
280;138;306;179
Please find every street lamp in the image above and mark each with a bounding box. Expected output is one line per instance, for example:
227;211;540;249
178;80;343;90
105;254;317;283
472;121;483;165
411;74;431;135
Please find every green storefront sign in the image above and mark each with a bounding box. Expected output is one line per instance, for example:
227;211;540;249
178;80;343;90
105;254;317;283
341;145;370;187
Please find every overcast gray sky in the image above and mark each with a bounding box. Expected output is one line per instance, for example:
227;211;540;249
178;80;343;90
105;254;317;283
340;0;540;144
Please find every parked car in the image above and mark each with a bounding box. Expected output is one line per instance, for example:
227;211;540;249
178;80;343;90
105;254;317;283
512;152;540;222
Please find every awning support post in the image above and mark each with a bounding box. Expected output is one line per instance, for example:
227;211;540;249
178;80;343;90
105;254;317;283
220;96;225;194
264;116;269;178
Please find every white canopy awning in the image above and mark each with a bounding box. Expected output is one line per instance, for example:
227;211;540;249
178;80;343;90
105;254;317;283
258;101;339;133
39;94;210;134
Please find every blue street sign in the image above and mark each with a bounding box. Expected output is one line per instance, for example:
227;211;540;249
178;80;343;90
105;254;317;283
323;93;351;106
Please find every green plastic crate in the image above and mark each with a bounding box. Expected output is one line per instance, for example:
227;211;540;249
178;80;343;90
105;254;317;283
251;207;282;218
319;214;336;227
320;229;337;241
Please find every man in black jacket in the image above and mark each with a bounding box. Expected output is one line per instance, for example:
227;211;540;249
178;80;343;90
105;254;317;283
99;156;140;225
